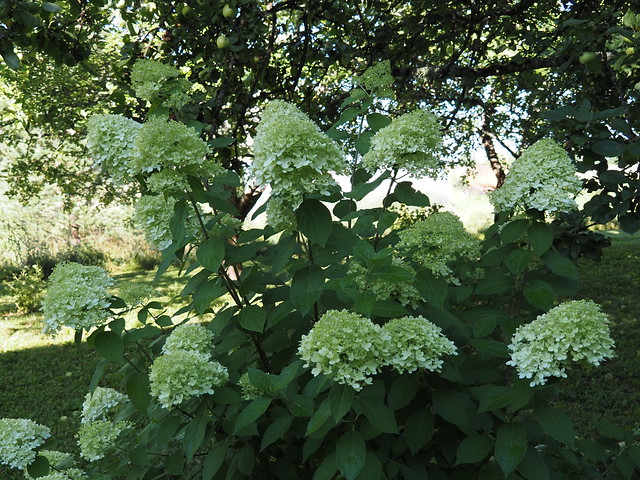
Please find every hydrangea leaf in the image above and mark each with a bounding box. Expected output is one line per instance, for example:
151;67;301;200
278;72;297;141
495;422;527;476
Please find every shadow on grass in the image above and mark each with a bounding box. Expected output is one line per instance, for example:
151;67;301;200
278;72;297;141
0;343;120;480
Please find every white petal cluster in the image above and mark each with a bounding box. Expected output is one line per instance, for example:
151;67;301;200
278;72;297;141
362;109;443;177
299;310;458;390
298;310;389;391
162;324;215;356
77;420;129;461
397;211;480;285
149;350;228;409
347;258;421;307
132;195;198;250
81;387;128;424
42;263;114;335
0;418;51;470
130;59;191;109
86;114;142;185
490;139;582;214
36;473;71;480
356;60;395;99
252;100;346;230
507;300;615;386
238;372;261;400
149;327;227;409
381;316;458;373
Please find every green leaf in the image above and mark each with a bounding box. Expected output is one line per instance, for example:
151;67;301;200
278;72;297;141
336;431;366;480
130;447;150;466
334;199;357;219
371;299;409;317
193;279;226;314
234;397;272;434
290;265;324;316
183;412;209;460
415;270;448;309
126;373;151;411
26;456;49;478
471;338;509;358
89;359;108;393
535;403;575;447
288;395;315;417
238;305;267;333
202;439;230;480
517;448;550;480
357;396;398;434
591;140;622;157
474;271;512;295
296;199;333;246
355;130;373;155
42;2;62;12
169;200;188;242
404;409;434;454
394;182;430;207
387;375;419;411
367;113;391;131
500;219;530;244
495;422;527;476
313;452;337;480
472;385;511;413
528;222;553;256
94;331;124;363
329;384;355;421
165;452;185;475
347;171;391;201
505;249;532;274
156;416;182;448
196;237;225;271
0;46;20;70
523;280;555;310
208;136;235;148
455;435;494;465
472;314;497;338
541;250;578;279
307;399;332;435
260;415;293;451
509;379;535;412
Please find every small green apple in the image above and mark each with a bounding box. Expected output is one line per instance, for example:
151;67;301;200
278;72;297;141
217;34;230;49
222;4;236;18
579;51;598;64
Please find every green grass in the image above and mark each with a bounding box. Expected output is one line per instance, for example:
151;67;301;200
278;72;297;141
555;232;640;435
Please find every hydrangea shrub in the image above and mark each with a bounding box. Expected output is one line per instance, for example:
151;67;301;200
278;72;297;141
6;59;638;480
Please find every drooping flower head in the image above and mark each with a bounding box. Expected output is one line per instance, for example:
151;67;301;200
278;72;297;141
0;418;51;470
362;109;443;177
81;387;128;424
86;114;142;184
42;263;114;335
397;211;480;284
162;323;214;356
490;139;582;214
506;300;615;386
77;420;129;461
298;310;389;391
381;316;457;374
149;350;228;409
252;100;346;229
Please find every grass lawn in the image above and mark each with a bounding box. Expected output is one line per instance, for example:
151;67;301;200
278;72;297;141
0;234;638;478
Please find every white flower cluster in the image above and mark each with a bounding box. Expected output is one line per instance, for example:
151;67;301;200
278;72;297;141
507;300;615;386
362;109;443;177
238;372;261;400
130;59;192;109
132;195;199;250
356;60;395;99
0;418;51;469
161;324;214;355
490;139;582;214
77;420;129;461
298;310;457;390
347;258;421;307
382;316;457;373
397;211;480;285
86;114;142;185
252;100;347;230
81;387;128;424
42;262;114;335
150;325;227;409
